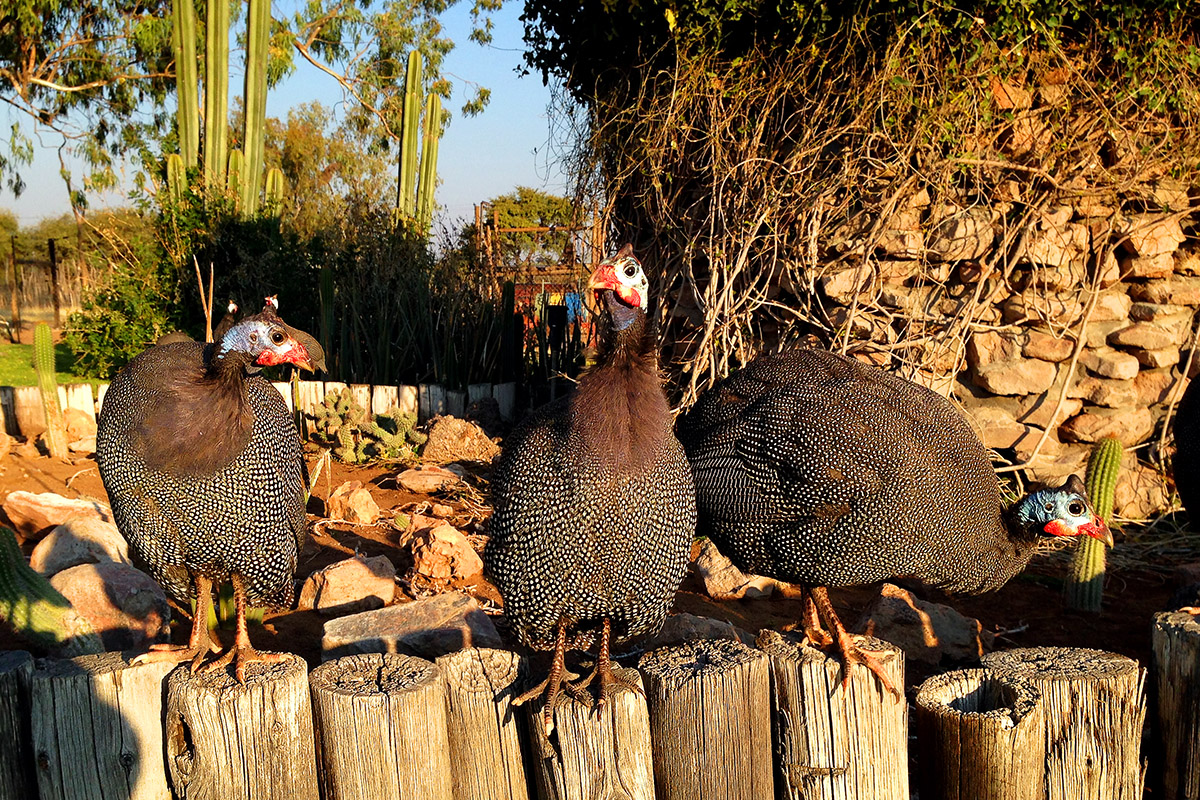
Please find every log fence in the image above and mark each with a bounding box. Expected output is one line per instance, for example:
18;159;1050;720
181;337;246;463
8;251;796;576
3;627;1196;800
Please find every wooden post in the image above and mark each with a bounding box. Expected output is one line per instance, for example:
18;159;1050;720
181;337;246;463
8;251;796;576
521;664;654;800
349;383;371;412
9;235;20;343
30;652;175;800
983;647;1145;799
271;381;295;412
436;648;533;800
446;389;466;418
371;384;399;416
914;668;1046;800
757;630;907;800
1153;611;1200;799
13;385;44;439
165;653;319;800
397;385;418;417
467;383;492;405
0;386;16;436
309;653;453;800
59;383;96;424
0;651;34;800
492;382;516;421
419;383;446;422
639;638;774;800
46;238;60;328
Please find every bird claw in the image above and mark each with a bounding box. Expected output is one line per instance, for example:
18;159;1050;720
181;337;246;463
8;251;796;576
571;661;643;712
132;644;214;672
199;645;287;684
836;636;900;698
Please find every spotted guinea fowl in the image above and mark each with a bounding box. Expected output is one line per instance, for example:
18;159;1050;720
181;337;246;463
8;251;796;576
485;244;696;732
96;310;317;682
213;299;240;340
676;347;1112;691
1173;377;1200;523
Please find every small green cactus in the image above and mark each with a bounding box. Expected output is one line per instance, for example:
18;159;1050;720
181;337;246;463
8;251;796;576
1064;436;1122;612
361;409;423;460
309;388;370;463
34;323;68;459
0;527;102;656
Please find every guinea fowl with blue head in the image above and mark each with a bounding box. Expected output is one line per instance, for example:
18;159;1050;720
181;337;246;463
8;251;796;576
485;244;697;733
96;310;318;682
676;347;1113;693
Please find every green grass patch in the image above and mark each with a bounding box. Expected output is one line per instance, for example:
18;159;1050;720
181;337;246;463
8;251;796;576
0;342;102;387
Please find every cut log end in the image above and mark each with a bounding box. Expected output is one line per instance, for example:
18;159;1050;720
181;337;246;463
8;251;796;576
916;668;1040;729
310;651;439;695
983;645;1141;681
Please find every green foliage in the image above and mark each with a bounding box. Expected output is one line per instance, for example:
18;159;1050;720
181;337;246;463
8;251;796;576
486;187;577;269
34;322;68;458
1065;436;1122;612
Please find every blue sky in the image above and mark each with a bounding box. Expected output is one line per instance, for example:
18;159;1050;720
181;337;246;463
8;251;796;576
1;2;569;229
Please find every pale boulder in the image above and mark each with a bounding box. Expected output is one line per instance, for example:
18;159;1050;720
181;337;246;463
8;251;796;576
49;563;170;651
30;518;129;576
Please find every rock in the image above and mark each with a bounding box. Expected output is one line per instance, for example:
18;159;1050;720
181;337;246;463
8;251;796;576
1012;426;1064;464
1114;462;1172;520
325;481;381;525
1130;278;1200;306
1088;290;1133;322
1119;214;1186;258
927;208;993;262
49;563;170;652
967;331;1022;369
1080;347;1140;380
1002;291;1084;325
411;521;483;582
29;518;129;576
2;492;112;539
852;583;994;666
420;416;500;465
430;503;454;518
966;406;1028;450
1007;113;1052;156
636;613;754;652
67;437;96;455
13;440;39;459
819;267;873;304
1130;302;1192;324
1085;320;1131;349
1023;445;1092;484
1151;178;1190;212
0;432;10;462
991;76;1033;110
1059;407;1155;446
1023;331;1074;362
321;592;502;661
1134;369;1176;406
877;208;923;258
693;538;787;599
396;465;464;494
1177;250;1200;276
1024;224;1088;270
1016;394;1083;429
973;358;1057;396
1108;320;1190;350
1068;376;1138;408
298;555;396;615
1121;253;1175;280
62;408;96;440
1133;348;1180;369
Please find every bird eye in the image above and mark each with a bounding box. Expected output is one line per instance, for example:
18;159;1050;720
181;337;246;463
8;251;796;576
270;330;286;345
624;264;638;278
1068;501;1085;516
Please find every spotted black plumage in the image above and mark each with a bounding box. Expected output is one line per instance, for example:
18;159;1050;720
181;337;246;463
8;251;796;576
1173;377;1200;521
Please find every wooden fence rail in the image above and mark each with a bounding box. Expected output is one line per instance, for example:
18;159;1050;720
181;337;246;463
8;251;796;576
0;632;1183;800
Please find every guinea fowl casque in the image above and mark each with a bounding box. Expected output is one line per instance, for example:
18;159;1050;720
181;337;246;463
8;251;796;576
676;347;1113;691
485;245;696;733
96;310;318;681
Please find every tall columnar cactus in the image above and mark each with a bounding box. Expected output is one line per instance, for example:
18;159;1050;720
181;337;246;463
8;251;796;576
415;92;442;231
171;0;199;168
240;0;271;216
34;323;67;459
227;148;245;209
264;167;285;213
203;0;230;194
396;51;442;234
166;153;187;206
1065;436;1122;612
0;527;102;656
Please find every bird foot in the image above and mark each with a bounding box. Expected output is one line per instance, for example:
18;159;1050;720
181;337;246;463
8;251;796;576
200;644;288;684
800;627;834;648
836;636;900;698
572;660;643;711
132;642;217;672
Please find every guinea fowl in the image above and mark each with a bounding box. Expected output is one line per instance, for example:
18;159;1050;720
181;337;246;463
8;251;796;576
1173;377;1200;522
485;244;696;732
96;310;317;681
676;347;1112;691
213;299;240;340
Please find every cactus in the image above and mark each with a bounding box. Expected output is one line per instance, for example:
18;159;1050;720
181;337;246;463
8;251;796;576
415;92;442;231
166;153;187;206
241;0;271;216
34;323;68;459
203;0;230;195
310;388;370;463
361;409;424;460
264;167;285;213
227;148;244;210
0;527;102;656
395;51;443;235
171;0;199;169
1064;436;1122;612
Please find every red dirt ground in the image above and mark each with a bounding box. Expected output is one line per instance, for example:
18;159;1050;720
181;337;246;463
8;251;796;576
0;444;1184;691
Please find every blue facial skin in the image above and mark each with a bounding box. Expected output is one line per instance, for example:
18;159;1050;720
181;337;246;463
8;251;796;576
216;319;271;359
605;291;640;331
1011;486;1093;534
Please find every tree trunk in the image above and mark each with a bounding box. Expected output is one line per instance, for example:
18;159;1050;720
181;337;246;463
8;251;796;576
308;653;452;800
30;652;175;800
639;638;774;800
983;646;1145;799
757;630;907;800
0;651;33;800
523;665;654;800
914;668;1046;800
165;653;319;800
1153;610;1200;799
435;648;533;800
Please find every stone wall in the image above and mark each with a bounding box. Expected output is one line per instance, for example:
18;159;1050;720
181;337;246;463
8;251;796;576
812;185;1196;520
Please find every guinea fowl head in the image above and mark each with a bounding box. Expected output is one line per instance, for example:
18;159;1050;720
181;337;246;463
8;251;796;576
1006;474;1113;547
226;300;238;315
214;313;317;373
588;243;649;333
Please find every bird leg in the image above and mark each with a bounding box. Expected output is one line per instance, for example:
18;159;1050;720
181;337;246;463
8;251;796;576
571;618;643;710
200;575;287;684
800;587;834;648
133;575;219;670
809;586;899;697
513;621;575;736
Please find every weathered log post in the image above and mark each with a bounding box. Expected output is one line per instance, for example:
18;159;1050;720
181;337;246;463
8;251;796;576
165;654;319;800
30;652;175;800
521;664;654;800
639;638;774;800
0;651;33;800
914;668;1046;800
309;653;452;800
436;648;533;800
1152;610;1200;799
757;630;907;800
983;646;1145;799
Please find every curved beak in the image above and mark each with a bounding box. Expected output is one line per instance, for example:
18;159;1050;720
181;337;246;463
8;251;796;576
587;263;641;307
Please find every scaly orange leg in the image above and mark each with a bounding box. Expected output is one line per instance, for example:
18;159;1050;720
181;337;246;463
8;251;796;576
133;574;219;671
810;586;899;697
513;621;574;736
571;618;643;710
200;575;287;683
